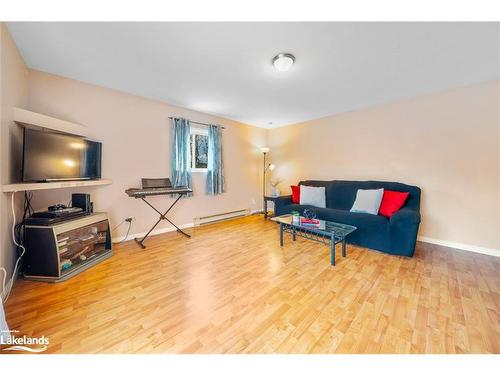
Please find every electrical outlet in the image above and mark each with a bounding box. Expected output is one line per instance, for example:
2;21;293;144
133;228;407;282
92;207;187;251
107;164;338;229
251;198;256;205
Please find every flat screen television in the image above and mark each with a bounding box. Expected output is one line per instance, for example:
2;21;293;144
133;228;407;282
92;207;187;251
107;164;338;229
22;128;102;182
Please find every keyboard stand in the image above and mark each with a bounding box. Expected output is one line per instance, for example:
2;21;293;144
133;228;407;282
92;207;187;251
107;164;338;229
134;192;191;249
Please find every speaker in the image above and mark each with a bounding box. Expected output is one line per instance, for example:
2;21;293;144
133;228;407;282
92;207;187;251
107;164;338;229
72;193;92;214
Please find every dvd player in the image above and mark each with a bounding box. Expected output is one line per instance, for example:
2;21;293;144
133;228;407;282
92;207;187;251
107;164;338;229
26;207;86;226
32;207;83;218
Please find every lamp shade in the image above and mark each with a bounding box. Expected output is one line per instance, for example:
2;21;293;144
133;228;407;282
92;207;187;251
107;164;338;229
268;164;275;171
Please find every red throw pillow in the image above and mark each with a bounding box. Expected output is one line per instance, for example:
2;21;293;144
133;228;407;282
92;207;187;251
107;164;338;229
379;190;409;217
291;185;300;203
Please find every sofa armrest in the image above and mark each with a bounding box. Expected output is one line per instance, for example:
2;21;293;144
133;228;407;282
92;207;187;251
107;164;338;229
273;195;293;216
389;208;421;225
388;208;421;257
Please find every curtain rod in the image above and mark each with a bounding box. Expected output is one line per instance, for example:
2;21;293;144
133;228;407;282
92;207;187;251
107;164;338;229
169;117;225;129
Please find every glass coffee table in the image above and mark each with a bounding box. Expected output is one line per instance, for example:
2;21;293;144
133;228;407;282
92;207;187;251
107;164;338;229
271;214;357;266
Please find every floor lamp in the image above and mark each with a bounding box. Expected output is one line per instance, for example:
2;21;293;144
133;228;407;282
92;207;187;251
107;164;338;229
261;147;275;215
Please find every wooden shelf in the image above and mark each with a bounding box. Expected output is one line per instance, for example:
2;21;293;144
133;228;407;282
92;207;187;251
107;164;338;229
14;107;88;137
2;179;112;193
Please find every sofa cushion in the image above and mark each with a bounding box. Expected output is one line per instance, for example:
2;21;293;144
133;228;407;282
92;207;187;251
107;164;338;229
379;190;409;217
300;185;326;208
279;204;388;231
291;185;300;203
311;206;388;229
350;188;384;215
299;180;336;208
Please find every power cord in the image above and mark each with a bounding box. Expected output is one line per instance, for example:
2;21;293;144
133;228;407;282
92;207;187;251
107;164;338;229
112;217;133;244
14;191;33;256
118;220;132;244
1;192;27;303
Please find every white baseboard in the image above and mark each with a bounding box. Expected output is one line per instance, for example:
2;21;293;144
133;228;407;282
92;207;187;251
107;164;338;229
418;236;500;257
194;208;249;226
112;222;194;243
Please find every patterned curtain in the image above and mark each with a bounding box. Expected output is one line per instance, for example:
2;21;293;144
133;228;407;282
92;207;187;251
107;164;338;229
206;124;224;195
171;118;192;193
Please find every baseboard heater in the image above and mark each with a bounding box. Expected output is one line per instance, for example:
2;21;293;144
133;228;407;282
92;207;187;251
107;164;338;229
194;208;250;226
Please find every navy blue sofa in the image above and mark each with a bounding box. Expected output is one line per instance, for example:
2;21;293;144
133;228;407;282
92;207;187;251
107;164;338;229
274;180;421;257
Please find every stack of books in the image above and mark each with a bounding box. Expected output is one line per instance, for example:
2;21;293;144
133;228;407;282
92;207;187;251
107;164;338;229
300;218;321;228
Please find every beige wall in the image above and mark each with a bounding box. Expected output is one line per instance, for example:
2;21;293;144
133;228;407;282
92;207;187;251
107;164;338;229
26;70;267;240
268;80;500;253
0;23;29;295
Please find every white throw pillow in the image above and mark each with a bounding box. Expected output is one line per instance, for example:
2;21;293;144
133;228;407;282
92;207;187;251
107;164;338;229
350;188;384;215
300;185;326;208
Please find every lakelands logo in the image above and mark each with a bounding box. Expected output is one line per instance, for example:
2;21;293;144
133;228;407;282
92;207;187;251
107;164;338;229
1;330;49;353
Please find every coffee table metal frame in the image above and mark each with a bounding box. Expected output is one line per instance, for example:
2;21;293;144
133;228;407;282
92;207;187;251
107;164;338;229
272;214;357;266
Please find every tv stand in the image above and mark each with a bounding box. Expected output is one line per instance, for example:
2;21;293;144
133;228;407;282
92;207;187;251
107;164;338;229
23;213;112;282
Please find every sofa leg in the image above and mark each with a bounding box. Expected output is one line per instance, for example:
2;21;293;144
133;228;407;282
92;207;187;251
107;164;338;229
342;239;346;257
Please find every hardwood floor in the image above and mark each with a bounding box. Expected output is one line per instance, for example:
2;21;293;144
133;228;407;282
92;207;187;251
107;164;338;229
3;215;500;353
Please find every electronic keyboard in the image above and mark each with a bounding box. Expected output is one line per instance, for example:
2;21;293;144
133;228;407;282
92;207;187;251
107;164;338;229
125;178;193;248
125;186;192;198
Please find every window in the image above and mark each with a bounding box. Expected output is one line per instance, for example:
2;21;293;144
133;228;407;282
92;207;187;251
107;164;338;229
190;127;208;172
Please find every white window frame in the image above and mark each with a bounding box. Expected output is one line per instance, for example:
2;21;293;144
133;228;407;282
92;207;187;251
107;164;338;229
190;127;209;173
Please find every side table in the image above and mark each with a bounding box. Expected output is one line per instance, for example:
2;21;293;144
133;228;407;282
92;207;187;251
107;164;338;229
263;195;282;219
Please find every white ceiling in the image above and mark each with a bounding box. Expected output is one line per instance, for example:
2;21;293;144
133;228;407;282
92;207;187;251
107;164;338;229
7;22;500;128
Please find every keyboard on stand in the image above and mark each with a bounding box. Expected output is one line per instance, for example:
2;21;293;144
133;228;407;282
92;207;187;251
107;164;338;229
124;178;192;248
125;187;192;198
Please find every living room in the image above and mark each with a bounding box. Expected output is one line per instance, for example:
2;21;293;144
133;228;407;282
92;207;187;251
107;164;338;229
1;1;499;372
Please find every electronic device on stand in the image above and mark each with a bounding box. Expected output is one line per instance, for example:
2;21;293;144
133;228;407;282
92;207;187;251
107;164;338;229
72;193;92;214
125;178;192;248
26;208;85;226
25;193;94;226
23;212;112;282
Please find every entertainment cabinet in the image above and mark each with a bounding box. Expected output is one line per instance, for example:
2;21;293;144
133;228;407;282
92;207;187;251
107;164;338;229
23;213;112;282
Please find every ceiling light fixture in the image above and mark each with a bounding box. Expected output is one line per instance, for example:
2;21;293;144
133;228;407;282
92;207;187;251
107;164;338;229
272;53;295;72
